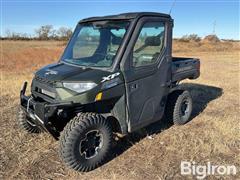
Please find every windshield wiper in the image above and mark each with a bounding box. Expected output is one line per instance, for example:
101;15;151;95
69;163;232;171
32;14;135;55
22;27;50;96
61;59;90;69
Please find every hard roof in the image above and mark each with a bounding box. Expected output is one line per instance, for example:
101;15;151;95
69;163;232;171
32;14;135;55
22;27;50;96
79;12;171;23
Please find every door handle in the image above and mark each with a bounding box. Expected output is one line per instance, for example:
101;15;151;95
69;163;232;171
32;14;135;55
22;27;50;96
130;83;138;91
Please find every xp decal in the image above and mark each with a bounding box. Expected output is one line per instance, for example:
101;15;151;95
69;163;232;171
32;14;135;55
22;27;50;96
101;72;120;83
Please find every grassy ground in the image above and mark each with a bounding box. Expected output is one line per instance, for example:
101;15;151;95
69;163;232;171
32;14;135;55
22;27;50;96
0;40;239;179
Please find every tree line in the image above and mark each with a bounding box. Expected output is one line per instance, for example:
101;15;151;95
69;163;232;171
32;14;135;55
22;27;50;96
2;27;235;43
2;25;73;40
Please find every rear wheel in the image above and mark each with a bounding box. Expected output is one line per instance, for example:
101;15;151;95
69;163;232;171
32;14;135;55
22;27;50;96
59;113;112;172
18;108;43;133
165;90;193;125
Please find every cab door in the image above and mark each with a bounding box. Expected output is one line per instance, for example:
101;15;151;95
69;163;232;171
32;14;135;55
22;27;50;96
120;17;172;132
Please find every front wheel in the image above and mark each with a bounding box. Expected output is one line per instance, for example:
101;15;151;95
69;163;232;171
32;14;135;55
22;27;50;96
59;113;112;172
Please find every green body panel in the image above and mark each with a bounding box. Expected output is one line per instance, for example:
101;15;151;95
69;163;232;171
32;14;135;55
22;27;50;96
31;62;127;133
33;62;125;103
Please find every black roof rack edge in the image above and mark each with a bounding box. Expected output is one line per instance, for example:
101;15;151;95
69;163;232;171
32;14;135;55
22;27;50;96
79;12;172;23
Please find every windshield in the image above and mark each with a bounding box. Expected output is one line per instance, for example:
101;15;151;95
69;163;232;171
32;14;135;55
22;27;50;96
61;21;130;68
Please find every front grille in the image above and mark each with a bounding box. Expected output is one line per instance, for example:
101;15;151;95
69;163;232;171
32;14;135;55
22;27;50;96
34;75;55;86
32;76;57;101
41;88;56;98
32;87;56;101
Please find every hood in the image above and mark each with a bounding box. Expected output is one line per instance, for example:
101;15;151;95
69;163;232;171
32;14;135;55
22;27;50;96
35;63;112;83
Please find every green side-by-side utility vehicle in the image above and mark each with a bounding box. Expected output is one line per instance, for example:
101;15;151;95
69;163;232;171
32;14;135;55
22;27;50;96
19;12;200;172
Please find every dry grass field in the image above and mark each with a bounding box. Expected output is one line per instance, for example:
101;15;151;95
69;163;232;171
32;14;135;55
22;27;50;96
0;40;239;179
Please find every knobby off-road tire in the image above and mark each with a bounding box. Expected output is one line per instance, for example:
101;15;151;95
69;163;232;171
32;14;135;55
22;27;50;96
165;90;193;125
59;113;112;172
18;108;43;133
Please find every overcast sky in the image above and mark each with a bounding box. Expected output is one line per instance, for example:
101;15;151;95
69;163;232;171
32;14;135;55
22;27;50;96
1;0;239;39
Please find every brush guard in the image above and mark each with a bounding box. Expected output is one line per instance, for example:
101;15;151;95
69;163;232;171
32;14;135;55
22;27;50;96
20;82;73;140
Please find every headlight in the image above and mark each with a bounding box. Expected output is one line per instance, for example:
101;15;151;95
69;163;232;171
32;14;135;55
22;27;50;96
63;82;97;93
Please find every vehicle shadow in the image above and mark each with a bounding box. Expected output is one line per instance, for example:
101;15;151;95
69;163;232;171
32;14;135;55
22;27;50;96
179;83;223;119
106;83;223;164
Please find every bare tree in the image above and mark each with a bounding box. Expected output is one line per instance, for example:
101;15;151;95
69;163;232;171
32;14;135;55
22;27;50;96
4;25;72;40
35;25;53;40
57;27;72;40
5;29;21;39
50;29;57;39
5;29;12;38
179;34;201;42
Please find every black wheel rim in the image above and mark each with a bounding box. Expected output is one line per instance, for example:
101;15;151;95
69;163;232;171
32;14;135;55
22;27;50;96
180;99;190;117
79;130;103;159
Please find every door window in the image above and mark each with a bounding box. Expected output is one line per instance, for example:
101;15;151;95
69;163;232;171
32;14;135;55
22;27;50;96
133;22;165;67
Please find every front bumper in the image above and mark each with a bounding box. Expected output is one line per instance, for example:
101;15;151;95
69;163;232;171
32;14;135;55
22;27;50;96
20;82;73;140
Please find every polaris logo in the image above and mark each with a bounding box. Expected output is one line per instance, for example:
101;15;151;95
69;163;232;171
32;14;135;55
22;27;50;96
45;69;58;76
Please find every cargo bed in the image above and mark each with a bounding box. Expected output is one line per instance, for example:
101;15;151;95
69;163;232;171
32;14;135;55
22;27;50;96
171;57;200;82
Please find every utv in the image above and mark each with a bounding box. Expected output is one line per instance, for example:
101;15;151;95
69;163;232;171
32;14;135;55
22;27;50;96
19;12;200;172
